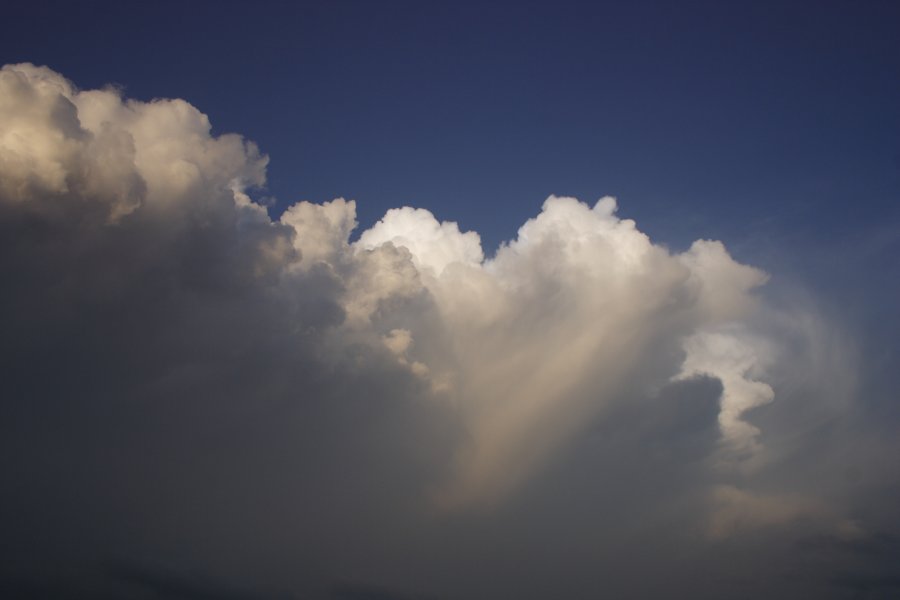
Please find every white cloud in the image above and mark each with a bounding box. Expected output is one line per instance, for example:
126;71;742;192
0;62;266;221
677;328;775;457
356;206;483;276
0;62;784;508
345;194;781;506
4;62;896;599
1;62;879;562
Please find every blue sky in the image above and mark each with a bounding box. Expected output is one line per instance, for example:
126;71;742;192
5;0;898;254
2;2;900;598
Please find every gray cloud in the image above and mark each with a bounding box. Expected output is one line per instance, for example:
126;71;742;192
1;63;898;599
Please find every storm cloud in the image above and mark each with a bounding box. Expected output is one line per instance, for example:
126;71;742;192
2;63;898;599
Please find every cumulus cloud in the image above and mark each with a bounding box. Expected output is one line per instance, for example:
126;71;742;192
2;63;897;599
357;206;484;275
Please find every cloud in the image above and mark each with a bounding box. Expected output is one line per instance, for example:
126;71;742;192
2;63;898;599
357;206;483;275
677;327;774;457
347;194;774;506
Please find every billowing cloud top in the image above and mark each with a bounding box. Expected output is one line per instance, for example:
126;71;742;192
2;64;896;599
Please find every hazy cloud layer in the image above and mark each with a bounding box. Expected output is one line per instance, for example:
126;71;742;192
2;63;898;599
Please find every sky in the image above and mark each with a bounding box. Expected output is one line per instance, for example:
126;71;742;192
1;1;899;599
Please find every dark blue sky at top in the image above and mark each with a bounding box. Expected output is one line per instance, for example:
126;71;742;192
3;0;898;260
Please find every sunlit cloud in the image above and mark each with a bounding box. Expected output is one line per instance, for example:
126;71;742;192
2;62;896;599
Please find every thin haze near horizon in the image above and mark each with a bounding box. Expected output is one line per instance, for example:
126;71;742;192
1;2;899;599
